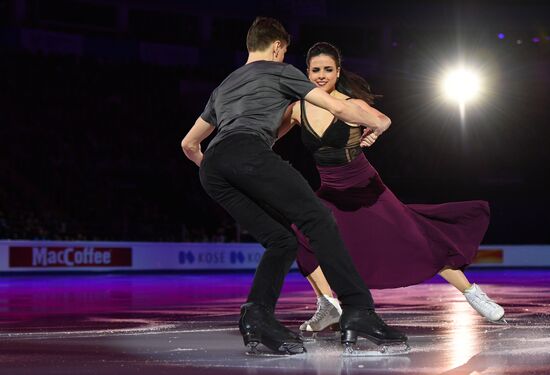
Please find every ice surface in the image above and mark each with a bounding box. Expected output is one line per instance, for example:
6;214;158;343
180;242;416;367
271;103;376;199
0;270;549;374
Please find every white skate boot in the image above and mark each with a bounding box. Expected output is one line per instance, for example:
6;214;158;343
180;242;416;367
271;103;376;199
300;295;342;332
463;284;505;323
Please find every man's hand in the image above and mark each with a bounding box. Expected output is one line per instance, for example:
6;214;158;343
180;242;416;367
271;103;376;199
181;117;215;167
360;128;379;147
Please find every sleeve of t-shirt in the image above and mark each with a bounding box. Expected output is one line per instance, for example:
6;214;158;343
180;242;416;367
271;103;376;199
279;65;316;100
200;89;217;126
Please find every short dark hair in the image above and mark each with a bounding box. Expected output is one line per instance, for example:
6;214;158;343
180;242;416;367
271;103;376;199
246;17;290;52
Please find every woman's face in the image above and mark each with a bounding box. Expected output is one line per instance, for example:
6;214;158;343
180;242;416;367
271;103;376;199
307;54;340;93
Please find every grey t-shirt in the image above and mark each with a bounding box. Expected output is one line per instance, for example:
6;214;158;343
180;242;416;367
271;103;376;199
201;61;316;150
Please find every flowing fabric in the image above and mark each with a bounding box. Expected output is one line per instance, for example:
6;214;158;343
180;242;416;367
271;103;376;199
294;153;490;289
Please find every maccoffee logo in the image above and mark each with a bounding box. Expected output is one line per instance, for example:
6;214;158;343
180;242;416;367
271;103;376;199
9;246;132;268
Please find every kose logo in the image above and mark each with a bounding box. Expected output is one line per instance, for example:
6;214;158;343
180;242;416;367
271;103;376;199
177;250;261;266
9;247;132;268
178;251;230;265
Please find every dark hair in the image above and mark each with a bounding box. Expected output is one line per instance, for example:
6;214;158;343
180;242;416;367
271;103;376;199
246;17;291;52
306;42;380;105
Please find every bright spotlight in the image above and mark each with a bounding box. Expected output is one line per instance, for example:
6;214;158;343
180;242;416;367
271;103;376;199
442;68;481;104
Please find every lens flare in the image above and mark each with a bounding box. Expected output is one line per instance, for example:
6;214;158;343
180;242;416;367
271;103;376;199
442;68;481;104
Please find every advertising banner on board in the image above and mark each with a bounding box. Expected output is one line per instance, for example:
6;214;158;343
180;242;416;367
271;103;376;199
0;241;549;272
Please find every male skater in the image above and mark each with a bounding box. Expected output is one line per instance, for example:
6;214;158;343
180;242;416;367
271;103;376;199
181;17;407;354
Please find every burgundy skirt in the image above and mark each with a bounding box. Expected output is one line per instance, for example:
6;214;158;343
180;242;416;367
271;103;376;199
294;153;490;289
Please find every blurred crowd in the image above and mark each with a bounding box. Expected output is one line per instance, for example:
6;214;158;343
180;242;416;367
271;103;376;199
0;51;234;242
1;49;549;244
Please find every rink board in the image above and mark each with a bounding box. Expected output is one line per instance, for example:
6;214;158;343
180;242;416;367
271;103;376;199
0;240;549;272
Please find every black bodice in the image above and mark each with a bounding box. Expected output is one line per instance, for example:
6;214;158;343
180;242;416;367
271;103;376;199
300;100;363;166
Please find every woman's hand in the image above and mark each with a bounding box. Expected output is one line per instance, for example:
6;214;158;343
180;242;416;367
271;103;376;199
360;128;378;147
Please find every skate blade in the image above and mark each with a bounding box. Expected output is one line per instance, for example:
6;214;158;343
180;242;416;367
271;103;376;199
489;316;508;325
245;342;306;356
301;328;340;343
342;342;410;357
300;323;339;333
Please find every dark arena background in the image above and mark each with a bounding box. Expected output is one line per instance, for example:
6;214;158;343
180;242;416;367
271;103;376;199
1;0;549;374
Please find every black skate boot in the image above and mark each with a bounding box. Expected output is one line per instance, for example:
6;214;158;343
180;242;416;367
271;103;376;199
239;302;305;355
340;307;409;356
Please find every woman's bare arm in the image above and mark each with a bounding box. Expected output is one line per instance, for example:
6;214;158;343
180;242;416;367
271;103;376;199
304;88;391;136
277;101;301;140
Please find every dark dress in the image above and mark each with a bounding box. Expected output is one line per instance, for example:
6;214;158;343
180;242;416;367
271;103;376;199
294;100;490;289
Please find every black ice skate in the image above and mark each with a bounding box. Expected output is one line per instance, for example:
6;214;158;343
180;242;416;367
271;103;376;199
340;307;410;356
239;302;306;355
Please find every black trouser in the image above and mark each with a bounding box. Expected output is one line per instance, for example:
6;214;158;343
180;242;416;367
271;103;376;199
199;134;374;311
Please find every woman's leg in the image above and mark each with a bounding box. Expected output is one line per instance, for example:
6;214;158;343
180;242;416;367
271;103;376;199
439;266;505;322
300;266;342;332
307;266;335;298
438;267;472;292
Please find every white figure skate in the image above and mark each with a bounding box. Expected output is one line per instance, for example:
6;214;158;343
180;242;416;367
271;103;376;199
300;295;342;337
464;284;506;323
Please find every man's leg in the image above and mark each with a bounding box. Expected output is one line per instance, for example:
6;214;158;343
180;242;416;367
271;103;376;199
200;151;298;311
200;150;307;354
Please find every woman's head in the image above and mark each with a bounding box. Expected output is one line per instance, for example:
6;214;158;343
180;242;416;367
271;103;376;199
306;42;342;93
306;42;379;104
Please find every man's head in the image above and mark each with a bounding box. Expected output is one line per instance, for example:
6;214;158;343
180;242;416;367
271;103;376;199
246;17;290;62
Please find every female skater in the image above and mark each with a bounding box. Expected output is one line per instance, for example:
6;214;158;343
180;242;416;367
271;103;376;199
279;42;505;332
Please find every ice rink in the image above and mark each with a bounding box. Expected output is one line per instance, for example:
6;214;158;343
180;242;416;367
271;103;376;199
0;269;549;374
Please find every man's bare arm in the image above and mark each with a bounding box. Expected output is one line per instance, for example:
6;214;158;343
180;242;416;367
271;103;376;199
304;88;391;136
181;117;215;167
